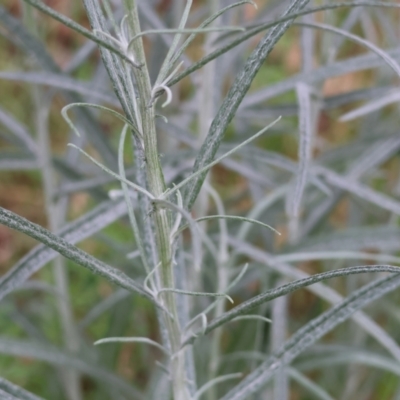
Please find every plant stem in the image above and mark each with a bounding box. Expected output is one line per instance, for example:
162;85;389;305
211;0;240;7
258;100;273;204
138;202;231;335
22;2;82;398
124;2;189;398
34;87;82;400
200;2;225;397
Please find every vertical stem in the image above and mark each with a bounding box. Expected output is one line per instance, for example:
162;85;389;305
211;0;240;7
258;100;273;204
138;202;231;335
197;3;228;399
205;186;229;400
34;88;82;400
271;281;288;400
21;3;82;399
194;0;220;221
124;2;189;399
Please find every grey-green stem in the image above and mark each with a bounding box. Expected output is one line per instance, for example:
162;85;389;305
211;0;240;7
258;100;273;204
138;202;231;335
124;2;189;399
24;2;82;397
34;88;82;400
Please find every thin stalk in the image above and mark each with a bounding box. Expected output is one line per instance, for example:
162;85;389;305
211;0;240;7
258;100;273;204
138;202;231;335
22;3;81;398
192;3;224;397
190;1;222;350
124;2;189;399
206;184;230;400
34;88;81;400
195;0;219;237
271;280;289;400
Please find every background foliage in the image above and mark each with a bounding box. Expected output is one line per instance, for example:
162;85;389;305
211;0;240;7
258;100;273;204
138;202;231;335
1;0;400;399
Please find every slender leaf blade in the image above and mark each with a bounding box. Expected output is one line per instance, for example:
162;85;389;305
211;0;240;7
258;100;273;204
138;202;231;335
0;377;44;400
185;265;400;343
220;273;400;399
0;206;154;303
0;337;144;400
184;0;312;210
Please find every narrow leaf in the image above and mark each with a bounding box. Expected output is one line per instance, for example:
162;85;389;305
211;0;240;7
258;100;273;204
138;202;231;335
0;5;116;166
20;0;137;66
0;152;38;171
0;207;154;303
286;82;315;242
287;368;334;400
318;168;400;215
0;199;127;301
243;48;400;108
0;377;44;400
0;337;144;399
94;337;170;356
0;107;36;154
295;21;400;78
289;225;400;252
169;1;400;90
340;89;400;121
167;117;281;199
229;238;400;359
184;0;312;210
184;265;400;345
220;273;400;399
298;349;400;376
0;71;119;106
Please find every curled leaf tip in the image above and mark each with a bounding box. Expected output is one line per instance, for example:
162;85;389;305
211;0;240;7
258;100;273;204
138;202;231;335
250;1;258;10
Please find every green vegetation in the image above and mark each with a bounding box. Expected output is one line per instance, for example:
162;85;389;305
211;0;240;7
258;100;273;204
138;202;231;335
1;1;400;399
